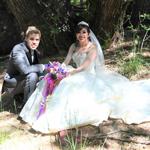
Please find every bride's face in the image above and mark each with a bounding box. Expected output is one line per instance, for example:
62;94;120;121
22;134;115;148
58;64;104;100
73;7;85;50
76;28;89;43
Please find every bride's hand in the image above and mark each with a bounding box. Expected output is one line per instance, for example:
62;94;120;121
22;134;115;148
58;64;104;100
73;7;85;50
68;69;77;76
61;63;66;69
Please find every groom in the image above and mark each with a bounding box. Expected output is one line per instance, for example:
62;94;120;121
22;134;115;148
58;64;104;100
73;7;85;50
1;26;46;107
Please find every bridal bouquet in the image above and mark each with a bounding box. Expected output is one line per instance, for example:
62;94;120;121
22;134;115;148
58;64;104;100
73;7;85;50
44;61;68;94
37;61;68;118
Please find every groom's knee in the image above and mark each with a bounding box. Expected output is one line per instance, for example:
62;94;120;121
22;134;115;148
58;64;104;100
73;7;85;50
25;73;39;92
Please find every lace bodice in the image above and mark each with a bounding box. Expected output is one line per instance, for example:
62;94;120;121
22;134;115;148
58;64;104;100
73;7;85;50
72;51;96;74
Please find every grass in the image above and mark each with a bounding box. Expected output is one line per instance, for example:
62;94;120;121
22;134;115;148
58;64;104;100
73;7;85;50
111;48;150;79
119;56;143;78
0;131;10;144
56;129;89;150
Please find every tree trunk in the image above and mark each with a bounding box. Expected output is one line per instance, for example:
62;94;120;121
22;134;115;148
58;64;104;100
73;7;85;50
88;0;132;42
5;0;39;29
5;0;52;54
4;0;71;55
0;0;21;55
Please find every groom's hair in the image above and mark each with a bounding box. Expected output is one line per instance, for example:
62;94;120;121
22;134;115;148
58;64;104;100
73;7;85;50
25;26;41;38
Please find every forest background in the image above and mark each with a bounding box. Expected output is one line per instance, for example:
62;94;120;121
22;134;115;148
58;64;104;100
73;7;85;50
0;0;149;79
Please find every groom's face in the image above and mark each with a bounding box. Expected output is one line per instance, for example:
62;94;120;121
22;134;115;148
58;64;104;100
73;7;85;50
25;33;41;50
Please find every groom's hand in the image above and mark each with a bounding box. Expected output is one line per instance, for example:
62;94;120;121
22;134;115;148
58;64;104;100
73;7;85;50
44;64;50;72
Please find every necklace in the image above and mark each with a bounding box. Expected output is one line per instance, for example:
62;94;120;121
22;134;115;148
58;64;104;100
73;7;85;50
78;42;91;52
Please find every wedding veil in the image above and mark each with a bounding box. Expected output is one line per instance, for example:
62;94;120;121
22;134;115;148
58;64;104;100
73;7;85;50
78;21;105;70
77;21;129;80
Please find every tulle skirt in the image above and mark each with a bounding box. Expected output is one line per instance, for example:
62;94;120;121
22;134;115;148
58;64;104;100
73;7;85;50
20;69;150;134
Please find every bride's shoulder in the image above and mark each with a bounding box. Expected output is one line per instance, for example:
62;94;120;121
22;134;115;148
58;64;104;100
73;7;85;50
67;43;76;54
69;43;77;51
91;43;96;48
87;43;97;57
70;43;77;48
89;43;97;52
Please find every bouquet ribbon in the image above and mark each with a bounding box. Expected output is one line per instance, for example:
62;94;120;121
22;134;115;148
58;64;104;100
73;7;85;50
36;61;68;119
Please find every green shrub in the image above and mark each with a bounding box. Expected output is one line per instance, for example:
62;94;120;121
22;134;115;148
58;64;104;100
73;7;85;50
119;56;143;78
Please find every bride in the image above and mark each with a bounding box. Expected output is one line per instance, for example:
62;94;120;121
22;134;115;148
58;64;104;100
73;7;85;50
20;21;150;134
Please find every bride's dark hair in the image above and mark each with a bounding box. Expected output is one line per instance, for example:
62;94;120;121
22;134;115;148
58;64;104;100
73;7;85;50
75;24;90;34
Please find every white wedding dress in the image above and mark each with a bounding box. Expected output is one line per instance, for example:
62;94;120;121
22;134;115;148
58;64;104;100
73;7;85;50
20;46;150;134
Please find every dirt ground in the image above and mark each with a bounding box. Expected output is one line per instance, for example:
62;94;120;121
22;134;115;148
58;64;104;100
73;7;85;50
0;111;150;150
